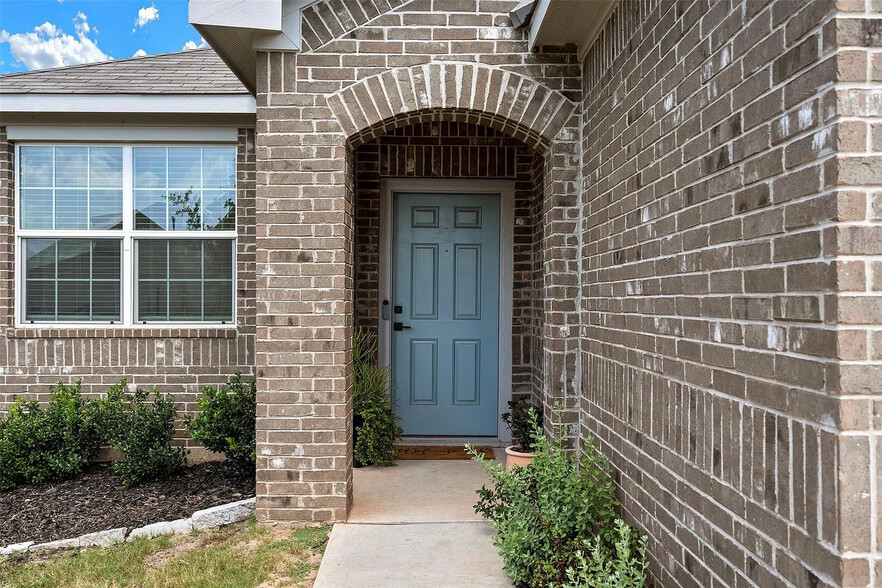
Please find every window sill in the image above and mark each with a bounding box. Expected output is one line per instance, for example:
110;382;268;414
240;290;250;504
5;326;240;339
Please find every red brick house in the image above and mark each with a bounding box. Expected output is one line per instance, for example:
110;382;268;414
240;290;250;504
1;0;880;585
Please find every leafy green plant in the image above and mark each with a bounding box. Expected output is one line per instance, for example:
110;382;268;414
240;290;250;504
563;520;648;588
468;407;647;587
0;381;103;491
99;380;187;487
352;328;402;467
183;372;256;477
502;397;540;453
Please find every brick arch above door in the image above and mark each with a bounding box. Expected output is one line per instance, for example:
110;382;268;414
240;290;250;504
325;61;578;151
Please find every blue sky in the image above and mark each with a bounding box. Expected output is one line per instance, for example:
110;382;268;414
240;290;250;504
0;0;208;74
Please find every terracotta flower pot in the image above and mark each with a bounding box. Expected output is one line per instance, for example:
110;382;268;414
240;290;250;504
505;445;537;469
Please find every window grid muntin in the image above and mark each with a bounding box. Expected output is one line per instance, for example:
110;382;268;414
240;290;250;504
135;239;234;323
19;146;124;231
15;143;237;327
23;238;122;322
133;146;237;232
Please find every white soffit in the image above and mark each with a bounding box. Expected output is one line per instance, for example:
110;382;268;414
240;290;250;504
529;0;619;59
189;0;283;31
0;94;256;114
190;0;310;94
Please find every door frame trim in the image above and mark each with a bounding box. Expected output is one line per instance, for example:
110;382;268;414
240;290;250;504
378;178;514;443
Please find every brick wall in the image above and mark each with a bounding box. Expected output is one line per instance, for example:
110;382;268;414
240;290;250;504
353;120;544;399
580;0;879;586
0;127;257;447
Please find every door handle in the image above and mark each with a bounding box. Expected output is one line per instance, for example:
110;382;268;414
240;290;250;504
393;322;411;332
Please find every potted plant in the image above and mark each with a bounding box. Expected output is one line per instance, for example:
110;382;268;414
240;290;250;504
502;398;539;469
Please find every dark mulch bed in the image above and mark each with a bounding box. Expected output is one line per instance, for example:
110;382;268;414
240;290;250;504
0;462;255;546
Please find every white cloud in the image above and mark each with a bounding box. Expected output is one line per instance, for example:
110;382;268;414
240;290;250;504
133;49;148;57
182;37;209;51
34;22;58;37
73;12;89;36
133;5;159;32
0;14;109;71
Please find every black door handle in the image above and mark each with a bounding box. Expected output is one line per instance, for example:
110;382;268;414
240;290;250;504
393;322;411;331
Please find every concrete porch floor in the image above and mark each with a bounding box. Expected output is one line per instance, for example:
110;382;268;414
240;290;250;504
313;460;512;587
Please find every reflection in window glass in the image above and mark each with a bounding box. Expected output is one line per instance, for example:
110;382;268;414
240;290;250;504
19;146;53;187
203;190;236;231
90;148;123;188
19;146;123;231
168;147;201;188
133;147;166;189
203;148;236;189
134;190;167;230
55;147;88;188
167;188;202;231
133;147;236;231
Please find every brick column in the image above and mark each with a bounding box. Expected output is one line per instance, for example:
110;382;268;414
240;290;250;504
254;51;353;524
541;116;582;433
831;6;882;583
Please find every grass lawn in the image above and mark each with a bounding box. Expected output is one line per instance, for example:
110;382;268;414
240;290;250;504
0;518;331;588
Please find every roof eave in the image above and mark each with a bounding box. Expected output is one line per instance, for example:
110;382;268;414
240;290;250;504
529;0;619;60
190;0;309;95
192;24;259;94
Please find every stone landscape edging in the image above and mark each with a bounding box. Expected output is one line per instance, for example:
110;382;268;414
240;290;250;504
0;497;256;556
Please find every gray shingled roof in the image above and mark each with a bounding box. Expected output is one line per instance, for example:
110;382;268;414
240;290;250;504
0;49;247;94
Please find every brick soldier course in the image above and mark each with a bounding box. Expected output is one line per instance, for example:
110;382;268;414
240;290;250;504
1;0;880;586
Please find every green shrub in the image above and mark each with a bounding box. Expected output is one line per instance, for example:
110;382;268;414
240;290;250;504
563;520;648;588
183;372;256;477
99;380;187;487
352;328;402;467
0;381;103;491
502;397;540;453
468;407;648;587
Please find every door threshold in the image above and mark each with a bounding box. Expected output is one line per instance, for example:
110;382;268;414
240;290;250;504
399;436;507;448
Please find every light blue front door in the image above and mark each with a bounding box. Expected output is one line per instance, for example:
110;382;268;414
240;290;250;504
392;193;500;436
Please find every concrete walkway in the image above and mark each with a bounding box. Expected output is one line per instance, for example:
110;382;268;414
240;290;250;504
314;460;512;588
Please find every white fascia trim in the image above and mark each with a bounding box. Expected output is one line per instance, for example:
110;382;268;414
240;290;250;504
6;125;240;143
1;94;257;114
528;0;552;51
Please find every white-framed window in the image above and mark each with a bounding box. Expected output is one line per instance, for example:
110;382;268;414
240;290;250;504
15;144;237;327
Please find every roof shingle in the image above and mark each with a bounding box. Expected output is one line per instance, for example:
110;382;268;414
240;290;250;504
0;49;247;95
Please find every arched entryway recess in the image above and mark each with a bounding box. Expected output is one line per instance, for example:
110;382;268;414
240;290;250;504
253;60;580;525
334;62;581;500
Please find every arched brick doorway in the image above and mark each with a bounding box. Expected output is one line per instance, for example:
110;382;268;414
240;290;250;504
255;60;580;523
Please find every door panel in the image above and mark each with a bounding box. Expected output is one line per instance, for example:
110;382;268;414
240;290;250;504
409;339;437;404
453;339;480;404
453;245;481;319
392;193;500;436
410;245;438;319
